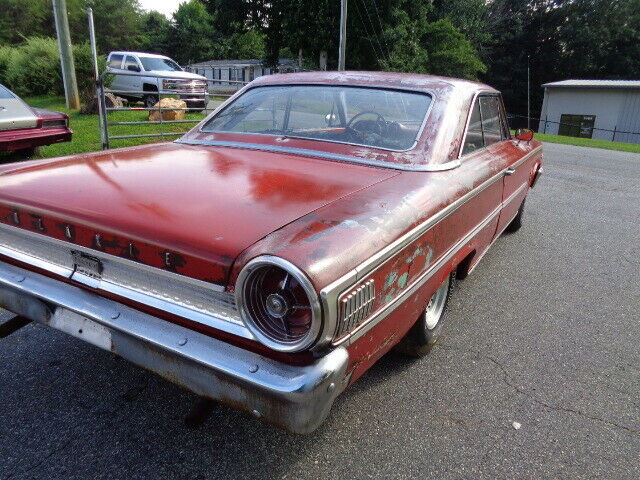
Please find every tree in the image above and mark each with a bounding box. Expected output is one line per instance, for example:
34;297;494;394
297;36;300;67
381;2;486;80
170;0;220;65
139;11;173;56
225;30;266;59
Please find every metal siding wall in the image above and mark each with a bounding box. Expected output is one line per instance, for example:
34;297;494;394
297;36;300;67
616;90;640;144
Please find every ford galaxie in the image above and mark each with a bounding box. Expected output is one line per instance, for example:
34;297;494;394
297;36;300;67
0;72;542;433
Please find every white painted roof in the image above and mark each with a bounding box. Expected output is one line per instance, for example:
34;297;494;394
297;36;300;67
543;79;640;89
109;51;170;59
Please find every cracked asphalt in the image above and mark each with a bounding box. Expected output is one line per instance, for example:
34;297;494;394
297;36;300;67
1;142;638;479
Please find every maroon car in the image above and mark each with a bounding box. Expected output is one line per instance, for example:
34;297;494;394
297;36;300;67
0;84;72;154
0;72;542;433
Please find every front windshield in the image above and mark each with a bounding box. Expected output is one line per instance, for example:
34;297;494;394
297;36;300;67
139;57;182;72
201;85;432;151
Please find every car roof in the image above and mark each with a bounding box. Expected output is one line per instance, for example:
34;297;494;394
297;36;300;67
250;71;497;96
109;51;171;59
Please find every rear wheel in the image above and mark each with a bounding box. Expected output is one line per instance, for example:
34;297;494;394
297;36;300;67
395;273;454;357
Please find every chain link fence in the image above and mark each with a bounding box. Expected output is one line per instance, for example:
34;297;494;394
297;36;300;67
507;113;640;144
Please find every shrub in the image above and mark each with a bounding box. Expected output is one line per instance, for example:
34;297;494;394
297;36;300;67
0;46;15;84
5;37;62;96
4;37;105;99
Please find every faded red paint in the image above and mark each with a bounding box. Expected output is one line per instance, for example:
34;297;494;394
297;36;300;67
0;72;542;374
0;109;71;152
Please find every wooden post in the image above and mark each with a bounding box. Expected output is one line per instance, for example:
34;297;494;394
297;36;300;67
52;0;80;109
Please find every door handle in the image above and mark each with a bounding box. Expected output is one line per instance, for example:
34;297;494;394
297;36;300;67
504;167;516;176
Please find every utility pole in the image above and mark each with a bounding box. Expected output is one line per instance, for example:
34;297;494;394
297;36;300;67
338;0;347;70
52;0;80;109
527;55;531;130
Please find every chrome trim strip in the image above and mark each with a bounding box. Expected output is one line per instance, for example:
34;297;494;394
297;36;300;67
0;261;348;434
176;139;457;172
0;223;225;292
321;145;543;342
235;255;323;353
0;223;252;340
503;182;529;207
335;203;503;346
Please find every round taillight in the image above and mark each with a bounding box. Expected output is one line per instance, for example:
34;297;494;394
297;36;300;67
236;256;321;352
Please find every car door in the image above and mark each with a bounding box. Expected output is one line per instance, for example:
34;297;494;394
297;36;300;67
486;95;537;234
122;55;143;97
0;85;38;131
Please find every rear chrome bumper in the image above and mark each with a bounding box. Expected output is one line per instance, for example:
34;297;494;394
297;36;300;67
0;261;349;434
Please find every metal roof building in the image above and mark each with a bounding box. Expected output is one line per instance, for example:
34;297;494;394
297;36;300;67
186;58;300;85
538;80;640;144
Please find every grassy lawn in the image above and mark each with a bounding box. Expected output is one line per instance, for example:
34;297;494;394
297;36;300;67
1;96;210;161
535;132;640;153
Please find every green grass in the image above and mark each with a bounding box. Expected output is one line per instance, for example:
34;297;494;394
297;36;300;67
535;132;640;153
1;96;211;161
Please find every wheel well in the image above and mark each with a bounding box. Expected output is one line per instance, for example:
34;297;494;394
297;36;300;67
143;83;158;93
455;249;476;280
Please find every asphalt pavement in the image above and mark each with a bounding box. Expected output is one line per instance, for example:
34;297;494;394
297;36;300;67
0;142;638;479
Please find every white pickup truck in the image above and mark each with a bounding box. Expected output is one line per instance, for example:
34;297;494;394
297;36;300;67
106;51;208;110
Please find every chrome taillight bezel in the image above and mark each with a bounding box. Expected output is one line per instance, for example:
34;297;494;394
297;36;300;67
42;118;68;128
235;256;322;352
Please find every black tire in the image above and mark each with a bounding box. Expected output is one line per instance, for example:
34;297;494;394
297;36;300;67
144;94;159;109
186;100;206;114
16;147;40;159
395;272;455;358
505;198;525;233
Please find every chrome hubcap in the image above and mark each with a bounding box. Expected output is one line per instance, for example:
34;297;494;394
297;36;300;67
424;276;450;330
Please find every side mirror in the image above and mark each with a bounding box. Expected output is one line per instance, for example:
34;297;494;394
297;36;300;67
127;65;141;72
514;128;534;142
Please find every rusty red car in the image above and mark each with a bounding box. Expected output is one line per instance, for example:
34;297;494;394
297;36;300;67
0;72;542;433
0;84;72;155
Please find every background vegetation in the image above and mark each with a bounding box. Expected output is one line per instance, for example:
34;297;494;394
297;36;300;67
1;0;639;119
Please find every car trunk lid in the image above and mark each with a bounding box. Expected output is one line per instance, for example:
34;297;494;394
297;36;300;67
0;142;399;285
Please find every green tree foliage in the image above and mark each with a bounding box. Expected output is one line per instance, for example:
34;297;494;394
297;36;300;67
380;2;486;79
170;0;221;65
1;0;639;120
224;30;266;59
0;0;53;45
139;11;173;55
3;37;101;97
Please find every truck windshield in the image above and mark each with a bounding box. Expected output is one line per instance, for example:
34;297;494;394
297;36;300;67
140;57;182;72
201;85;431;151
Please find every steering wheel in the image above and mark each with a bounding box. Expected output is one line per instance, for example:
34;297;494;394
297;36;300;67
346;111;387;140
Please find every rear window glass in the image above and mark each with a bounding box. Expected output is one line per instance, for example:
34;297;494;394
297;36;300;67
108;54;123;68
202;85;431;151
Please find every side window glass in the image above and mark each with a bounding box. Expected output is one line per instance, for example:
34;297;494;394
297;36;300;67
479;96;503;146
124;56;139;72
108;54;123;68
498;96;510;139
461;99;483;156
